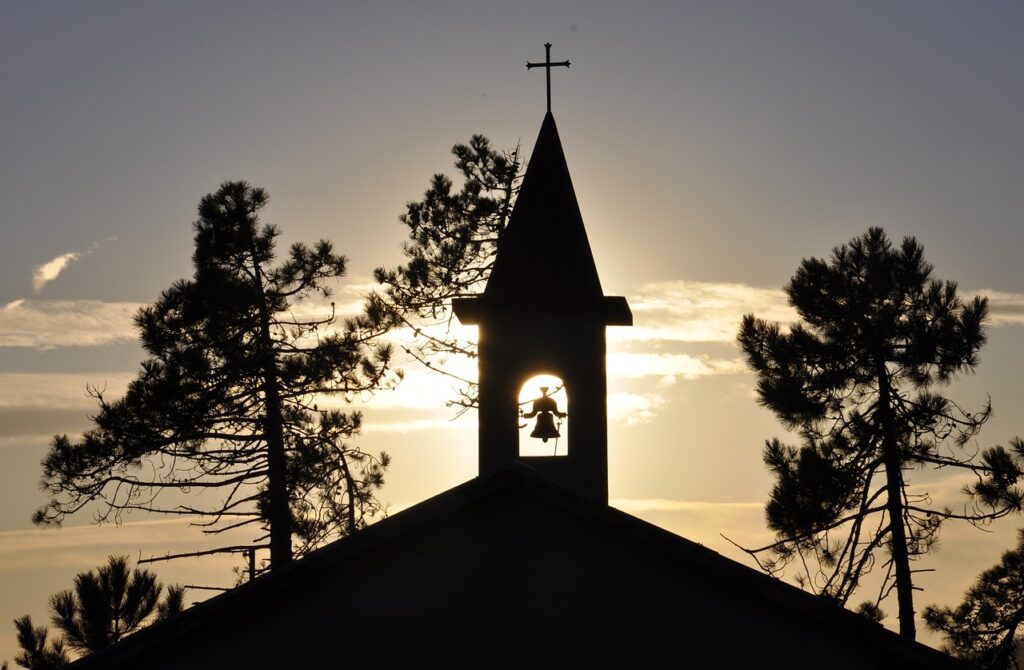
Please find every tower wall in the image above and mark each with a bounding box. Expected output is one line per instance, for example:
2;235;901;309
477;313;609;503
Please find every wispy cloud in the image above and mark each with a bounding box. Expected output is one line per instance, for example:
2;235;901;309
33;252;82;292
0;519;193;569
362;417;470;433
608;392;667;425
617;280;795;344
612;281;1024;346
358;391;670;431
2;280;366;352
31;240;114;293
974;289;1024;327
5;278;1017;355
609;497;773;558
0;373;134;409
2;281;1015;434
608;352;746;380
0;299;139;349
611;498;763;514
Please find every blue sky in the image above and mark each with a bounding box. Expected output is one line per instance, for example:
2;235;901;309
2;1;1024;658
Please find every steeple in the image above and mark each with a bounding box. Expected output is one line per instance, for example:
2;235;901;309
484;112;604;304
454;112;631;504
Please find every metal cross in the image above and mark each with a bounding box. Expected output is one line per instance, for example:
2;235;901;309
526;43;570;114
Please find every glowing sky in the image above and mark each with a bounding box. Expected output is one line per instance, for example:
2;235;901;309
2;1;1024;659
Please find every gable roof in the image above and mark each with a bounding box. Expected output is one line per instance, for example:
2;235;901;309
70;464;967;669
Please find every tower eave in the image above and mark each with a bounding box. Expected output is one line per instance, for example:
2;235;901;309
453;295;632;326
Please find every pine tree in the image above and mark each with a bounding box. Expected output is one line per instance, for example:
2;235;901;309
371;135;520;408
7;556;181;668
35;182;395;570
11;616;68;669
49;556;183;654
737;227;1024;640
925;518;1024;669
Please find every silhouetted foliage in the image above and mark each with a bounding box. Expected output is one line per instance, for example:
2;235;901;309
371;135;521;408
8;556;181;668
737;228;1024;640
11;616;68;669
925;521;1024;669
49;555;183;654
36;182;395;571
856;600;887;625
287;409;390;544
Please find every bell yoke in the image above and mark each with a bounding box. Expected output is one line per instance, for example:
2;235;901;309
523;387;567;443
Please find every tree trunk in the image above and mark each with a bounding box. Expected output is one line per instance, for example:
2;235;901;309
876;359;915;640
261;353;292;568
250;246;292;569
339;450;357;535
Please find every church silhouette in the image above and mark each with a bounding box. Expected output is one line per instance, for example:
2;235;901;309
69;96;966;669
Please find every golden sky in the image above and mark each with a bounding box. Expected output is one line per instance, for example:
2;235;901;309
3;1;1024;660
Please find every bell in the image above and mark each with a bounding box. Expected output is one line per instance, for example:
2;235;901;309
530;411;561;443
522;386;567;443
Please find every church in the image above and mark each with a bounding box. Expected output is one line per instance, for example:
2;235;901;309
70;54;966;669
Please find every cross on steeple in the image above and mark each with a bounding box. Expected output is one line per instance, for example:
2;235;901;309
526;42;570;114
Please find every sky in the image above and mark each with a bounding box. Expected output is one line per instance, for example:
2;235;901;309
2;0;1024;659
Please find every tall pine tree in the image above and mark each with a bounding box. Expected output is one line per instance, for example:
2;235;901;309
738;228;1024;640
36;182;394;570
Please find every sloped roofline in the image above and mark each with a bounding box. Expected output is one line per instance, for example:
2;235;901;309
71;463;966;668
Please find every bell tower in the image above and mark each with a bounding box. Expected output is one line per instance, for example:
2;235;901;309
453;111;632;504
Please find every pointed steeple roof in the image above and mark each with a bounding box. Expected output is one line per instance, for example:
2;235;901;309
453;113;630;326
484;112;604;302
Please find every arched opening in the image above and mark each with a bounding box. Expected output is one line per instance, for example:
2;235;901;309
517;374;569;457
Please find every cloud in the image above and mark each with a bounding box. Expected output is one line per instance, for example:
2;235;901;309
5;277;1016;356
609;281;1024;347
0;299;140;349
609;497;772;558
615;280;795;344
974;289;1024;327
0;409;94;442
608;392;667;425
349;350;739;426
31;240;114;293
33;252;82;292
0;519;197;568
611;498;763;514
608;352;746;380
0;373;133;409
359;390;669;432
0;519;257;590
362;417;470;434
